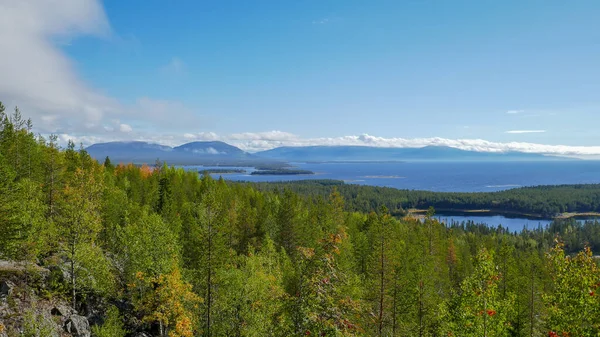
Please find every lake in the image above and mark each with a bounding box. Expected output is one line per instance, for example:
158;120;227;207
434;214;553;232
184;160;600;231
188;160;600;192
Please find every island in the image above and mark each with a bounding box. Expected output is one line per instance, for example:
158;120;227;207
250;169;315;175
199;168;246;174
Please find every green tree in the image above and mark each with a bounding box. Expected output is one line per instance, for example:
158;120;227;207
121;209;179;283
0;154;47;260
441;248;516;337
544;241;600;336
181;180;230;337
291;229;362;337
91;305;127;337
56;166;109;308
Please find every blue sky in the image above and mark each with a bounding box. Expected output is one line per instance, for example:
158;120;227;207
1;0;599;154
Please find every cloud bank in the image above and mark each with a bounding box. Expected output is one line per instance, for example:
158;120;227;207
178;131;600;157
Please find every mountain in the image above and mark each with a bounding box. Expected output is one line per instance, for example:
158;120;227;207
86;141;272;166
87;142;570;165
254;145;566;162
174;141;246;156
86;141;173;163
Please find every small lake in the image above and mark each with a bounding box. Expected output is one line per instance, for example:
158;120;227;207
434;214;552;232
433;214;600;233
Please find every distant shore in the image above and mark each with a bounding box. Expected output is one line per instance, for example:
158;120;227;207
251;169;315;176
199;169;246;174
406;208;600;220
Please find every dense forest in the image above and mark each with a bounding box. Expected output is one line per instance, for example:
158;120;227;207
1;102;600;337
247;180;600;217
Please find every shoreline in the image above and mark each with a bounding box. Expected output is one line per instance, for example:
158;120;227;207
406;208;600;221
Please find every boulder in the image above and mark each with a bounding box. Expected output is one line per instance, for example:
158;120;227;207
0;281;14;298
51;304;73;317
64;315;91;337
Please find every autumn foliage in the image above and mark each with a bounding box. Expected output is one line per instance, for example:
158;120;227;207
131;261;202;337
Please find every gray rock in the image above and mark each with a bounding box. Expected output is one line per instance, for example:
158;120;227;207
64;315;91;337
51;304;73;317
0;260;50;278
134;333;152;337
0;281;14;298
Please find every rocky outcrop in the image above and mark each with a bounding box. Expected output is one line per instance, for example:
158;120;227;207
0;260;129;337
0;281;14;298
51;303;74;317
0;260;67;336
65;315;91;337
0;260;50;277
133;333;153;337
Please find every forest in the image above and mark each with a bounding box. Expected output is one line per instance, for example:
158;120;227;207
1;101;600;337
247;180;600;217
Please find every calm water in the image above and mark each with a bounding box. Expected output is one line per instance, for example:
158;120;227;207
190;161;600;192
434;214;553;232
186;161;600;231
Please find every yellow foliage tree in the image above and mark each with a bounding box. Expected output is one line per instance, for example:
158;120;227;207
132;261;202;337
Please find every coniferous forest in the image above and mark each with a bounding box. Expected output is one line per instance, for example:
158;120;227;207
2;102;600;336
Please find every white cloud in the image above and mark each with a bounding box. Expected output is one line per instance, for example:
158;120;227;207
53;128;600;157
0;0;117;134
0;1;200;139
506;110;524;114
119;123;133;133
185;132;600;156
505;130;546;134
182;132;220;141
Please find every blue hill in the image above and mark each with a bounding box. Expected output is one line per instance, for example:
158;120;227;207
87;141;266;166
254;145;565;162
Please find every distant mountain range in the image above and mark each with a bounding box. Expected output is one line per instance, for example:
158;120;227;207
255;145;565;162
86;141;266;166
86;141;568;165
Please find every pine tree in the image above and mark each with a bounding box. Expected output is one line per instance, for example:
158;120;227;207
181;180;230;337
44;134;63;217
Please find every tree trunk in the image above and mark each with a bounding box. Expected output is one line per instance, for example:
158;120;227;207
206;205;213;337
71;241;76;309
392;274;397;336
419;280;423;337
378;233;385;337
530;263;535;337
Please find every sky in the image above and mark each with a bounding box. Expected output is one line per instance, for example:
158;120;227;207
0;0;599;155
